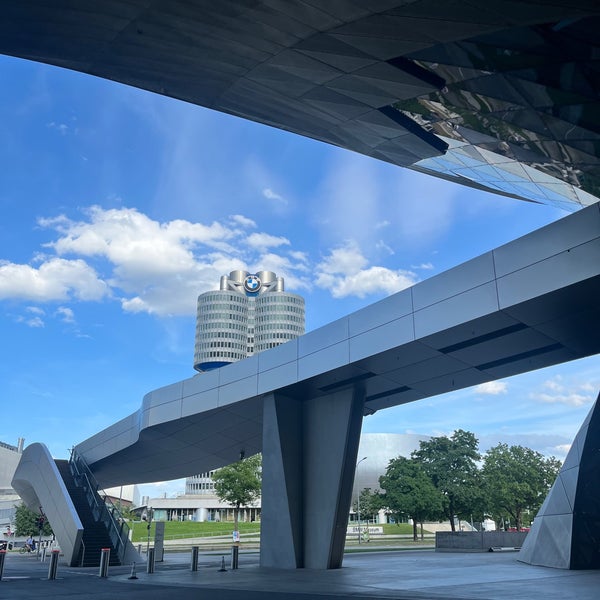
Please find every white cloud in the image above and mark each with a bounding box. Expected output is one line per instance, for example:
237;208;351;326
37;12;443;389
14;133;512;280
375;240;395;255
229;214;256;229
262;188;287;204
246;232;290;252
412;262;434;270
289;250;309;264
17;315;45;328
47;121;69;135
55;306;75;323
554;443;571;455
121;296;150;314
532;392;590;407
530;375;597;407
315;241;418;299
375;220;390;229
0;257;108;302
317;241;368;276
26;306;45;316
475;381;508;395
33;206;313;315
541;376;563;392
6;205;425;316
249;253;310;292
44;206;236;272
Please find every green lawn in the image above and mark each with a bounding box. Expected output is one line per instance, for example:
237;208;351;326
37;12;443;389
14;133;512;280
129;520;424;542
130;520;260;543
380;523;420;535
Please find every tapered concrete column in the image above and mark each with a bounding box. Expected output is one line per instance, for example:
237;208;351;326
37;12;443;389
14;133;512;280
519;391;600;569
260;387;364;569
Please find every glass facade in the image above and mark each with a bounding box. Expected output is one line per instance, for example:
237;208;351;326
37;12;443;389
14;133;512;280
394;17;600;210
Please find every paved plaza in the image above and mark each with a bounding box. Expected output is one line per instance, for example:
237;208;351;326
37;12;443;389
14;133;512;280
1;547;599;600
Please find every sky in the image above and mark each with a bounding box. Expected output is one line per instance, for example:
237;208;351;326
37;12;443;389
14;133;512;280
1;54;598;500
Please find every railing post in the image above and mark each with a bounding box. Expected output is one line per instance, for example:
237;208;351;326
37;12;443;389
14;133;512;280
146;547;155;574
99;548;110;578
191;546;199;571
47;549;60;580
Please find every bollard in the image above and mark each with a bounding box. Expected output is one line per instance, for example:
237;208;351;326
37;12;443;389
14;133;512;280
191;546;199;572
0;549;6;581
41;547;47;562
230;545;239;570
99;548;110;578
137;543;142;555
218;555;227;572
146;547;155;574
47;549;60;580
128;562;138;580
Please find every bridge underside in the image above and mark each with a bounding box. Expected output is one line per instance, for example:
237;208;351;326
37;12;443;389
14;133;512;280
60;204;600;569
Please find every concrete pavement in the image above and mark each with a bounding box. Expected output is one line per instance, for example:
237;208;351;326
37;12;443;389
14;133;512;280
1;547;599;600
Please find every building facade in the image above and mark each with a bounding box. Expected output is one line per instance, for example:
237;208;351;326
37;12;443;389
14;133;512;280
0;438;25;529
185;270;305;519
193;270;305;372
142;433;428;524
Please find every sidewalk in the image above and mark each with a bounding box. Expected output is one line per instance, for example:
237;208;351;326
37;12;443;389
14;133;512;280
1;546;599;600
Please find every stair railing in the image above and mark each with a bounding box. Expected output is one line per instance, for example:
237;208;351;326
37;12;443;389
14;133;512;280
79;539;86;567
69;449;131;564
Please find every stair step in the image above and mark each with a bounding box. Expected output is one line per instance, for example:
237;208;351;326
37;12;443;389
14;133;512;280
54;459;122;567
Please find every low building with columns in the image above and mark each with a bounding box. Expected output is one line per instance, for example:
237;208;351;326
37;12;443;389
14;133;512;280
139;433;428;524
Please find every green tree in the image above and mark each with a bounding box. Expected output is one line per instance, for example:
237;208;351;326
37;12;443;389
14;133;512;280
379;456;444;540
412;429;482;531
212;454;262;534
353;488;383;524
14;503;53;536
482;444;561;530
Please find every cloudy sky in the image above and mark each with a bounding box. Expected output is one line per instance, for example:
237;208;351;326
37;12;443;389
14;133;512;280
1;54;598;499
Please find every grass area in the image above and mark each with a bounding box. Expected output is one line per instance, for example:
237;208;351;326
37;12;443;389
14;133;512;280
129;520;426;543
130;520;260;543
379;523;419;535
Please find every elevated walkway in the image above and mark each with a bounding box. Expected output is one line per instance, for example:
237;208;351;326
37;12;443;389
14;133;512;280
14;204;600;570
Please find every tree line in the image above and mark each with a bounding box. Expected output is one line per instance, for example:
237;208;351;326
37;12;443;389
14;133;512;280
358;430;561;541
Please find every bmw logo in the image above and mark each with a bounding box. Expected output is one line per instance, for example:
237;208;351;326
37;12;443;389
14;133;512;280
244;274;261;293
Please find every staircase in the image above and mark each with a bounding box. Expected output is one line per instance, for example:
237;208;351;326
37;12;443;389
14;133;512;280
55;460;121;567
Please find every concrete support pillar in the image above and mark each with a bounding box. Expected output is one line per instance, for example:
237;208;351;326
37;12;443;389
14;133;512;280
260;386;364;569
519;391;600;569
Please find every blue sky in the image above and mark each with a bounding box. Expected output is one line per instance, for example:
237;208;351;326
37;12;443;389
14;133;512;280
1;54;598;499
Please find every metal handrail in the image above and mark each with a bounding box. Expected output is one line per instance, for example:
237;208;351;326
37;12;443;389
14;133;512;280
79;539;86;567
69;450;130;564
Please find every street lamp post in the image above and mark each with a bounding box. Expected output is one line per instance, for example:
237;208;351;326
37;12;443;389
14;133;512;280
356;457;367;544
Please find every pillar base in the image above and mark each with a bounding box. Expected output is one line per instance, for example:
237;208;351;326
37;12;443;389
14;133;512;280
260;387;364;569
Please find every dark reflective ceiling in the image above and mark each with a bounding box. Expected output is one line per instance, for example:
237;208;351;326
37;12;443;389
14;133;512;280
1;1;598;210
402;16;600;208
